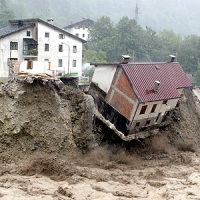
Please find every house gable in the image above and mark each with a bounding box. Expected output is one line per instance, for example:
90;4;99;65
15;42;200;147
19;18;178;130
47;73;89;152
106;67;138;121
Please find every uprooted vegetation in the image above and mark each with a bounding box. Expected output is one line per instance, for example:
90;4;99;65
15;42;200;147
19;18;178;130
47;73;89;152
0;81;199;180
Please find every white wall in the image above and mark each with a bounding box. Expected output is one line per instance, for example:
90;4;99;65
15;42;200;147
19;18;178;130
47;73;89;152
133;98;179;121
37;23;83;76
66;27;90;40
19;61;53;75
0;27;33;77
92;65;117;93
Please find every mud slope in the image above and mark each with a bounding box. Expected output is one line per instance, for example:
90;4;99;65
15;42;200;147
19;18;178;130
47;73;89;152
0;81;92;161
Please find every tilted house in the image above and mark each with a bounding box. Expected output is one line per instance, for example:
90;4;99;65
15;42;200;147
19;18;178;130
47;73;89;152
89;56;192;135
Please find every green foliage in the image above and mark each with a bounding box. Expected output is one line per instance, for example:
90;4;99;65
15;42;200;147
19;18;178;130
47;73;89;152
195;62;200;83
83;49;106;63
87;16;200;74
178;35;200;72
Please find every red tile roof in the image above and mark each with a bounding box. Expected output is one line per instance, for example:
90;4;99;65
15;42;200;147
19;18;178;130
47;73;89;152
121;62;192;102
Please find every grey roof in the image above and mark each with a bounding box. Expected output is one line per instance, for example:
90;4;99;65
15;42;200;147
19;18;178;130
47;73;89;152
0;24;34;39
63;18;94;29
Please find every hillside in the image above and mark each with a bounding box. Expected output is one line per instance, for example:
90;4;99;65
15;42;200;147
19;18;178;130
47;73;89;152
5;0;200;35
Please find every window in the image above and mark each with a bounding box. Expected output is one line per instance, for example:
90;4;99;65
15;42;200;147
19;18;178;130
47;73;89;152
73;45;77;53
139;105;147;115
58;59;62;67
82;34;85;38
59;44;63;52
59;34;65;39
27;31;30;36
45;32;49;38
72;60;77;67
45;44;49;51
151;104;157;113
10;42;18;50
163;99;168;104
75;33;79;37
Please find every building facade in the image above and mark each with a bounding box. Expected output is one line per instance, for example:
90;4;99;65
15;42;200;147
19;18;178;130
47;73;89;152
0;18;86;81
63;18;94;41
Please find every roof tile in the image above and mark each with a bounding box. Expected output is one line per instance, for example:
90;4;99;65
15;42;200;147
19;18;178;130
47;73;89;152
122;62;192;102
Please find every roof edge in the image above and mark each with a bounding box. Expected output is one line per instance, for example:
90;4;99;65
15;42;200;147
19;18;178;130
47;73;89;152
0;24;34;39
9;18;87;43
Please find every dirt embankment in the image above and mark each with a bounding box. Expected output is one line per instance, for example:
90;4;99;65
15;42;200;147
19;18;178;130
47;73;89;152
0;81;93;163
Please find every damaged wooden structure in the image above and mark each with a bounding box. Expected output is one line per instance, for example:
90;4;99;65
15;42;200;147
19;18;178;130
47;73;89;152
89;55;192;140
8;60;60;84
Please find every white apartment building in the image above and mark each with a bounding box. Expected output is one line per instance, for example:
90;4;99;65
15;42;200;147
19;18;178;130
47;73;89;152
0;18;86;81
63;18;94;41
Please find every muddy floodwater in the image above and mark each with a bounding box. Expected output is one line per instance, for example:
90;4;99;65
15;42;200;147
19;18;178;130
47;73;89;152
0;82;199;199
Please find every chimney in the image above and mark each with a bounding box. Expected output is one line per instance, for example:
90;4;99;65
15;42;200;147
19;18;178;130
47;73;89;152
169;55;176;62
47;18;54;25
120;55;131;64
153;81;160;93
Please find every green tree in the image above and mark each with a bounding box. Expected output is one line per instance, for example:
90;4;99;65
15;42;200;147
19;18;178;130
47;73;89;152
178;35;200;72
194;61;200;85
114;17;145;61
87;16;115;61
156;30;182;61
83;49;106;63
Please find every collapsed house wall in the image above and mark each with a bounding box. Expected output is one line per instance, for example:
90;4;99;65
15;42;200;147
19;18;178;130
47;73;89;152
106;67;139;122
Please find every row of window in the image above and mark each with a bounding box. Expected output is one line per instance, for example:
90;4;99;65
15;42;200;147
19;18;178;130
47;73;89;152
45;32;65;39
139;100;168;115
45;44;77;53
57;59;77;67
10;42;77;53
74;26;87;30
75;33;89;38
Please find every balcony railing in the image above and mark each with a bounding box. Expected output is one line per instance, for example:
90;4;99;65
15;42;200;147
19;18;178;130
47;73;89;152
23;50;38;56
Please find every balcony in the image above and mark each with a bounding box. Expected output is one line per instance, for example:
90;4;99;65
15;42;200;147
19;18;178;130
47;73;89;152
23;49;38;56
23;38;38;57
